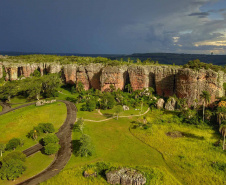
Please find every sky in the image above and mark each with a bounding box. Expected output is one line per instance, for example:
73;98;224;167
0;0;226;54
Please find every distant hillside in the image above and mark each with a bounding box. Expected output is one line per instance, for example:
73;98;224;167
125;53;226;66
0;51;225;66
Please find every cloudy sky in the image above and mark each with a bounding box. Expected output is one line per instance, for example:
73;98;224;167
0;0;226;54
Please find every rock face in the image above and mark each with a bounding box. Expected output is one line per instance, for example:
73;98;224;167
157;98;165;109
63;64;77;84
101;65;127;91
165;97;176;111
106;168;146;185
128;65;149;91
1;60;226;106
176;68;224;106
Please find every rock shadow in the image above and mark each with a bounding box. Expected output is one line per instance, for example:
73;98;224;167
182;132;205;140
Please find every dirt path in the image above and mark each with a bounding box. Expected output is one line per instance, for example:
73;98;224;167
0;101;11;112
83;108;150;122
16;100;77;185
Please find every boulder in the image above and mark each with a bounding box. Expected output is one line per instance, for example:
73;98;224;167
83;170;97;178
106;168;146;185
156;98;165;109
123;105;129;111
165;97;176;111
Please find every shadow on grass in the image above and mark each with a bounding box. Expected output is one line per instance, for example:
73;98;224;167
103;113;113;118
182;132;205;140
72;140;81;157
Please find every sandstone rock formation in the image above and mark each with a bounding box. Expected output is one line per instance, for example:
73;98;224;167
1;59;225;106
101;65;127;91
165;97;177;111
106;168;146;185
176;68;224;106
128;65;149;91
157;98;165;109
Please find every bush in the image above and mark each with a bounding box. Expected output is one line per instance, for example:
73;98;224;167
3;151;26;163
44;143;60;155
43;134;59;146
39;123;55;133
6;138;21;151
81;99;96;112
77;134;94;157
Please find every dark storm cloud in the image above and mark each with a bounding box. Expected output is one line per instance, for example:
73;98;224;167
0;0;225;54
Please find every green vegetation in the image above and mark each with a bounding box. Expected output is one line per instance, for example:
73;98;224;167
183;59;226;72
0;151;26;180
0;103;66;149
130;109;226;185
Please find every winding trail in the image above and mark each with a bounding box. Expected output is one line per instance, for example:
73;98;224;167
0;100;77;185
83;108;150;122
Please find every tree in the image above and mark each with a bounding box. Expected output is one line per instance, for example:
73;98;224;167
81;99;96;112
0;159;26;180
24;77;42;100
0;81;20;102
44;143;60;155
39;123;55;133
0;144;5;157
200;91;210;122
0;151;26;180
6;138;21;151
76;81;85;93
43;134;59;146
42;74;61;98
74;118;84;133
71;85;76;94
77;134;94;157
114;105;123;120
219;124;226;150
125;84;133;94
31;69;41;77
216;107;226;125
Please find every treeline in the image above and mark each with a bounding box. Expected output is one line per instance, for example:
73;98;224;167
0;72;61;102
183;59;226;72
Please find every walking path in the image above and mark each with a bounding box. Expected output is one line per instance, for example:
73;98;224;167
83;108;150;122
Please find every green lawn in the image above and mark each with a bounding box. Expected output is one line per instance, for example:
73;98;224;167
0;102;67;151
1;152;55;185
130;109;226;185
41;111;182;185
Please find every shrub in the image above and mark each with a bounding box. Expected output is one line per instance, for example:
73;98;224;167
6;138;21;151
39;123;55;133
43;134;59;146
3;151;26;163
77;134;94;157
44;143;60;155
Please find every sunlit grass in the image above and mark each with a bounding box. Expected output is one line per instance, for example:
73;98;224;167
130;109;226;185
0;102;67;150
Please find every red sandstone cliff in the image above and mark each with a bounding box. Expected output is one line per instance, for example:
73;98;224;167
0;62;225;105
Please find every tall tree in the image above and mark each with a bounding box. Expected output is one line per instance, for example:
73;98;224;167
200;91;210;122
219;124;226;150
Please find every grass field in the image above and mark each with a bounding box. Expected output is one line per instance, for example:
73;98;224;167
40;110;183;185
0;105;2;112
130;109;226;185
0;102;67;152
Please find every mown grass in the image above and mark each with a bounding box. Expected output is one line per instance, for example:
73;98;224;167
0;102;67;151
130;109;226;185
40;112;182;185
0;152;55;185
